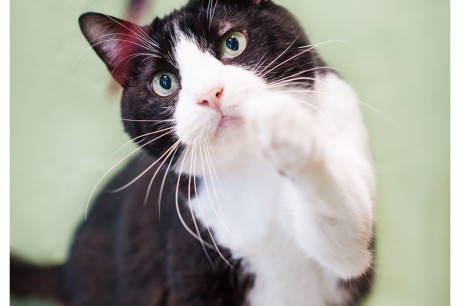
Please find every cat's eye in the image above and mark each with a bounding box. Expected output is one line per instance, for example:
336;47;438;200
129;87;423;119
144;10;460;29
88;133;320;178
220;31;247;59
151;72;179;97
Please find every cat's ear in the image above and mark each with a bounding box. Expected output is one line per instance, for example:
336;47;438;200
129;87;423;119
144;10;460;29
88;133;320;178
79;12;142;87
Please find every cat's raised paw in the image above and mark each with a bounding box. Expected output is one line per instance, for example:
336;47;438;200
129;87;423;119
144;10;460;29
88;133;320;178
247;99;314;179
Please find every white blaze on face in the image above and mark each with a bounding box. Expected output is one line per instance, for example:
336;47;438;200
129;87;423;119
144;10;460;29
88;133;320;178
173;35;224;145
173;33;266;149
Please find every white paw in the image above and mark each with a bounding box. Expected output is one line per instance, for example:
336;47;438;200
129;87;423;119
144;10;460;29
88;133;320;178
246;99;314;178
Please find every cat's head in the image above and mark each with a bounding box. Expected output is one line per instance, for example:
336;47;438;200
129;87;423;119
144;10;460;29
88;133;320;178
79;0;321;171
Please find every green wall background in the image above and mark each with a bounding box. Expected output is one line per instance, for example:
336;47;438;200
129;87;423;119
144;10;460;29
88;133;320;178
11;0;450;305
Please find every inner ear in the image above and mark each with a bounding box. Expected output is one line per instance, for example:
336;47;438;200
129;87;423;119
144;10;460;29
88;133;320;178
79;12;146;87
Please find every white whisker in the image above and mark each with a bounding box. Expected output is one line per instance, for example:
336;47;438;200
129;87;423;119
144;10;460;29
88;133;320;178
298;38;358;51
143;140;181;207
357;100;406;132
257;35;299;76
119;118;177;123
108;139;179;193
157;147;179;219
112;127;175;155
267;67;341;87
268;77;321;87
194;143;233;268
189;144;215;268
200;142;240;243
260;47;315;79
90;38;159;55
204;138;224;196
112;52;162;74
174;146;214;248
84;129;174;219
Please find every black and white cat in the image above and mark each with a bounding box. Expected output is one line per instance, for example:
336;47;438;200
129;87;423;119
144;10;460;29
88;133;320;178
11;0;375;305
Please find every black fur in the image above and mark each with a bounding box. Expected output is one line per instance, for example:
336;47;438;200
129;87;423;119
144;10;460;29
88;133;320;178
11;154;254;305
10;257;67;303
61;154;254;305
11;1;373;305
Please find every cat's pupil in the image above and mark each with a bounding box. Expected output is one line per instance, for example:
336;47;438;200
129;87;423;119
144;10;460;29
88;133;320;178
159;75;172;90
226;36;239;51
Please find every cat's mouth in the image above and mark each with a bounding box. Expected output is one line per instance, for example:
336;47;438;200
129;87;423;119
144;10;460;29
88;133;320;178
219;115;239;128
216;103;241;131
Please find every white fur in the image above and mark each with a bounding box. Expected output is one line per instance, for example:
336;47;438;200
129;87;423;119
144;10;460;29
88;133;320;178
173;34;375;306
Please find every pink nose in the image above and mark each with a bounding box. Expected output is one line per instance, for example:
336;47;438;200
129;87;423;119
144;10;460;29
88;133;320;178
197;87;224;111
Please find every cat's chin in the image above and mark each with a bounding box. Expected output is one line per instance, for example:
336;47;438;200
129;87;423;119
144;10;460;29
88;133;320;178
215;114;243;136
174;121;255;176
218;115;239;128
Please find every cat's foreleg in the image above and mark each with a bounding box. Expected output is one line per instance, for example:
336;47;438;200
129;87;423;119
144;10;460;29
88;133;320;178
244;94;375;280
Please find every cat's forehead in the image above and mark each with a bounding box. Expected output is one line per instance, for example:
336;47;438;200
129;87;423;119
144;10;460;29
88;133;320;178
124;0;315;88
151;1;259;45
138;3;252;71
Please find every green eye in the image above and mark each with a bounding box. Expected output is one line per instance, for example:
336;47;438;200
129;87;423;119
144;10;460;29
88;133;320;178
220;31;247;59
151;72;178;97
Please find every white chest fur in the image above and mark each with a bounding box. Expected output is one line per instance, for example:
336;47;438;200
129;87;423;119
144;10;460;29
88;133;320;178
191;158;349;306
173;36;374;305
